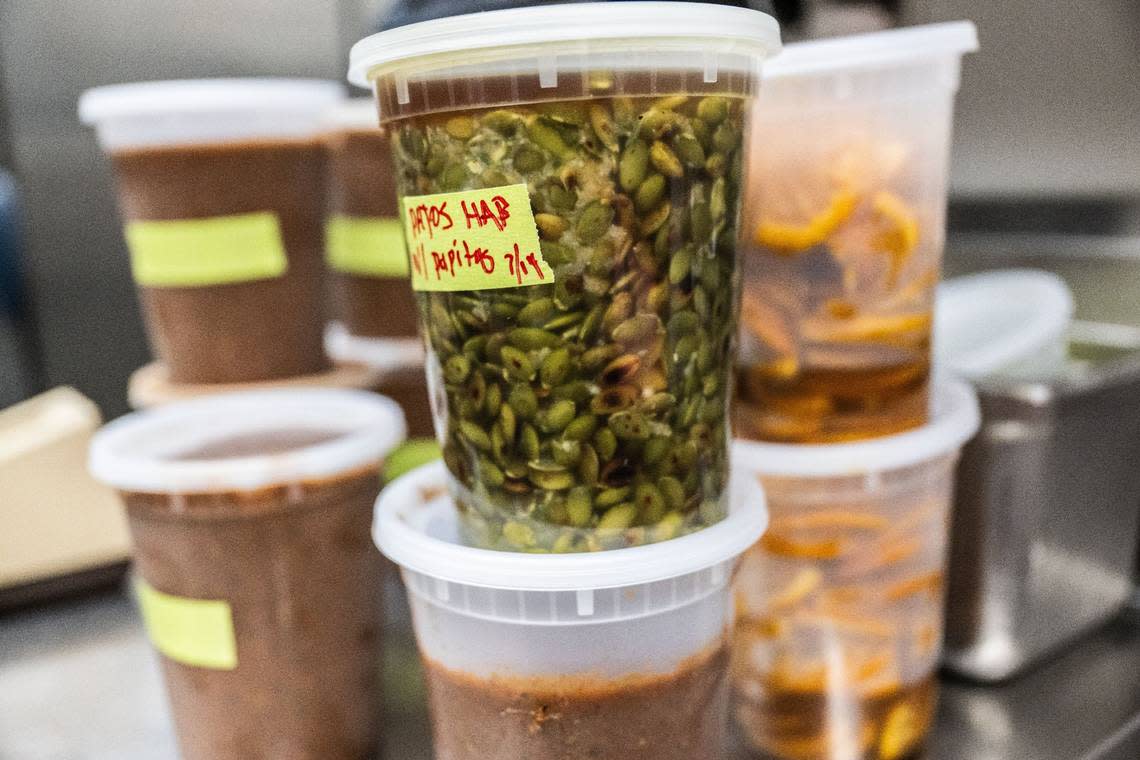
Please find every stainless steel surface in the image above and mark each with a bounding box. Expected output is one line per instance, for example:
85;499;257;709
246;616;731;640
941;229;1140;681
2;582;1138;760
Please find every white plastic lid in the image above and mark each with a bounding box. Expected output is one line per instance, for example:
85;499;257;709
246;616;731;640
89;389;406;494
935;269;1074;379
324;322;425;370
348;2;781;87
375;457;767;592
322;98;381;131
79;78;345;149
764;21;978;79
734;379;979;478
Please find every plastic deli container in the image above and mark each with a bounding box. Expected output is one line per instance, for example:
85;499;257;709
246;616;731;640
88;389;406;760
935;269;1073;380
349;2;781;551
730;379;979;760
374;458;767;760
79;79;343;385
735;23;978;443
324;98;420;343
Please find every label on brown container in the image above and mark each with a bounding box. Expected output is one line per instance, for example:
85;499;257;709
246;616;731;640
124;212;288;287
401;184;548;291
325;215;409;277
135;578;237;670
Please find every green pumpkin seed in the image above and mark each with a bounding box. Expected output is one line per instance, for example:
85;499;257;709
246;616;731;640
579;443;600;485
611;313;661;345
500;345;535;381
520;424;541;460
619;139;650;192
445;116;476;140
551;438;583;467
480;459;506;488
527;462;575;490
443;354;471;384
441;163;468;191
517;298;555;327
608;410;651;440
634;173;667;214
527;118;574;159
669;244;693;285
589;105;620;152
576;200;614;245
635;484;666;523
539;399;577;433
563;414;599;442
503;520;536;548
508;327;561;350
514;144;546;173
482;109;521;134
650;140;684;178
598;503;637;530
596;486;631;509
508;385;538;420
534;213;568;241
658;476;687;511
459;420;492;452
594;427;618;461
567;486;594;527
640;202;671;236
696;96;729;125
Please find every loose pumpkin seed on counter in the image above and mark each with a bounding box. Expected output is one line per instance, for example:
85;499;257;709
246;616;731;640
391;94;748;552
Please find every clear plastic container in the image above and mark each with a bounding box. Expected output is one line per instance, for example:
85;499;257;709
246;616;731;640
323;98;421;345
735;23;978;443
935;268;1073;380
374;457;767;760
349;2;781;551
88;389;405;760
79;79;343;384
730;380;979;760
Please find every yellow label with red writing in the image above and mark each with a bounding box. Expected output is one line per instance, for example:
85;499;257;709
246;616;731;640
401;184;549;292
135;578;237;670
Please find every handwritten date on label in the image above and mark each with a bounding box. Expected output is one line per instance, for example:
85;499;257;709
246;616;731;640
401;184;549;292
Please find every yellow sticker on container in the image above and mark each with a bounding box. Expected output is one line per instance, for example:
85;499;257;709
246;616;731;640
135;578;238;670
125;212;288;287
325;215;409;277
401;184;548;291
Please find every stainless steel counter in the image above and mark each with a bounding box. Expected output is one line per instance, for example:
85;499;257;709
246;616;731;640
2;581;1138;760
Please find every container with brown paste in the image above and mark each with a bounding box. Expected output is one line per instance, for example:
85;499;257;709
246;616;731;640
373;458;768;760
79;79;343;384
323;98;419;344
89;389;406;760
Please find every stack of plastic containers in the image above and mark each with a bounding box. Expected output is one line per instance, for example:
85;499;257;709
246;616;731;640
323;98;434;437
78;79;390;407
730;23;981;760
351;2;782;757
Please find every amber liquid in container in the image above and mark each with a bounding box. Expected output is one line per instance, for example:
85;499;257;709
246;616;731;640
732;457;956;760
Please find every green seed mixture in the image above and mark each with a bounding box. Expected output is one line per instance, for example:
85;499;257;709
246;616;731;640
391;94;747;551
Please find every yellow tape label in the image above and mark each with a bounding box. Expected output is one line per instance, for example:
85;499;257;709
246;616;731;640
135;578;238;670
401;184;549;292
125;212;288;287
325;215;409;277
